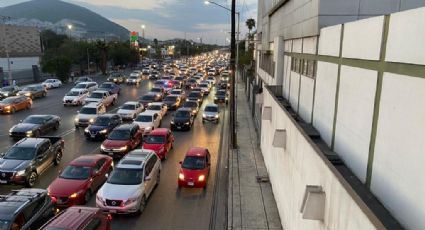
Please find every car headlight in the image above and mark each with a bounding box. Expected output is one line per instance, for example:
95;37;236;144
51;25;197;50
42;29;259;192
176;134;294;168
25;93;31;97
124;197;139;205
170;120;175;124
198;175;205;182
225;97;228;100
84;128;89;133
179;173;185;180
113;78;117;81
89;118;94;123
99;129;108;134
74;118;79;122
192;110;197;113
101;144;106;151
118;146;128;151
16;170;26;176
215;114;219;118
185;122;190;125
4;105;10;110
214;96;218;99
96;194;104;202
145;126;152;131
26;130;33;137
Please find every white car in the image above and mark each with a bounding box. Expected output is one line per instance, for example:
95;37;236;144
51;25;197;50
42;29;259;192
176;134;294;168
84;90;117;107
74;102;106;128
202;103;220;123
145;102;168;118
117;101;144;120
96;149;161;214
42;79;62;89
133;111;161;134
130;71;142;78
63;89;89;106
73;82;98;93
127;76;141;85
142;68;151;75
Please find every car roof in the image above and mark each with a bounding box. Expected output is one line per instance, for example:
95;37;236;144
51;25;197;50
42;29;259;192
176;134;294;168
177;107;192;112
125;149;155;161
149;102;164;106
186;147;208;157
97;113;118;118
115;123;138;130
139;111;157;116
83;102;102;108
92;90;108;94
205;104;218;108
69;154;108;167
0;189;46;220
123;101;139;105
149;128;169;135
70;88;87;92
42;206;101;229
13;137;47;148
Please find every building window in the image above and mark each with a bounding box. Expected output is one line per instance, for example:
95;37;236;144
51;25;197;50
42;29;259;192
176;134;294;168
289;57;316;78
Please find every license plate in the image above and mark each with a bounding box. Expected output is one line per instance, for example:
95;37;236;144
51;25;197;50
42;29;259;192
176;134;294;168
177;126;181;129
108;152;114;156
188;182;194;186
0;180;7;184
91;134;95;138
109;210;117;214
57;199;64;204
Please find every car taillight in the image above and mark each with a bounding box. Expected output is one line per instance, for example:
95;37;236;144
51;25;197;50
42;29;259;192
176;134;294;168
107;214;113;221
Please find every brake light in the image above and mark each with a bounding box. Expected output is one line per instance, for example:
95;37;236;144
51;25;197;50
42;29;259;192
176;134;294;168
107;214;113;221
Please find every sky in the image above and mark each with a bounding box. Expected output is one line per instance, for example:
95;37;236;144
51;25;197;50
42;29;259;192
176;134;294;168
0;0;258;45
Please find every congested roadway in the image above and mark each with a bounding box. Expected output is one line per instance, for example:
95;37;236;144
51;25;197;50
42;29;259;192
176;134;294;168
0;68;228;229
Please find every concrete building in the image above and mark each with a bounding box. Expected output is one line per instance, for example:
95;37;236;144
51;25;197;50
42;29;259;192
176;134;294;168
0;24;42;84
251;0;425;229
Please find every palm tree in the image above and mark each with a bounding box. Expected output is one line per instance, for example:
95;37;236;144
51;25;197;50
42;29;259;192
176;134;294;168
246;18;256;36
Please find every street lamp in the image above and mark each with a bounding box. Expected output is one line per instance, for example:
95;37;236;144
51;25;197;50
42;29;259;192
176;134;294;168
141;24;146;39
67;24;73;38
204;0;238;148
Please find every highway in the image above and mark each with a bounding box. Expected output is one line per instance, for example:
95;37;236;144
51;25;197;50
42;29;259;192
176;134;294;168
0;73;227;229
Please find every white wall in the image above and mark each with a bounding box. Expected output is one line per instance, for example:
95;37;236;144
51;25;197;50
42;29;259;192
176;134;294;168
371;73;425;230
318;24;341;56
289;72;300;111
298;75;314;122
334;66;377;183
0;56;40;72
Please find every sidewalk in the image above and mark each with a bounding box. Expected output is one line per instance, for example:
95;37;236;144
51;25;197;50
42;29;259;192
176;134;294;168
228;80;282;229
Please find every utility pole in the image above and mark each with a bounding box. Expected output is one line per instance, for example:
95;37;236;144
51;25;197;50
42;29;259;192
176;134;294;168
1;16;12;85
230;0;237;148
87;48;90;76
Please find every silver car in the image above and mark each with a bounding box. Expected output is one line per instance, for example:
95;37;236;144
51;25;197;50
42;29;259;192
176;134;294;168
202;104;220;123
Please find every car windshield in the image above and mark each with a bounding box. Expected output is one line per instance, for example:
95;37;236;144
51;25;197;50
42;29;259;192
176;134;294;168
0;220;10;230
77;77;88;81
107;168;144;185
100;83;113;89
147;105;161;110
121;104;136;110
45;79;54;83
1;87;14;92
205;106;218;112
135;115;152;122
151;88;161;93
0;98;15;104
129;76;137;79
170;90;180;95
59;166;91;180
74;84;87;89
108;129;131;140
200;84;208;88
79;107;97;114
66;91;80;96
22;86;37;91
217;91;226;96
141;95;154;100
22;116;46;124
3;147;36;160
189;92;201;97
182;156;206;170
183;102;197;108
144;135;165;144
90;92;104;99
164;96;176;102
175;110;190;118
93;117;111;126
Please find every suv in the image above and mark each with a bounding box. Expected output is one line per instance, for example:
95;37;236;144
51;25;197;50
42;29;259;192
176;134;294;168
74;102;106;128
0;189;55;230
40;206;111;230
96;149;161;214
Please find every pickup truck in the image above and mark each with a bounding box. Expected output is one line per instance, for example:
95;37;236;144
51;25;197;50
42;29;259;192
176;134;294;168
84;90;117;107
0;136;64;187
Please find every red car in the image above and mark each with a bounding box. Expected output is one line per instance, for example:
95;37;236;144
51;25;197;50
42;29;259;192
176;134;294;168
40;206;111;230
100;123;143;157
178;147;211;188
142;128;174;160
47;154;113;208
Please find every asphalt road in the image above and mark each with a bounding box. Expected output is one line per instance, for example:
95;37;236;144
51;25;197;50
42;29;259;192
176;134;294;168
0;72;228;230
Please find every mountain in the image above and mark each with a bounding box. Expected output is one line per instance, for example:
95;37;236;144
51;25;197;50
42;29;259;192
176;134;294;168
0;0;130;40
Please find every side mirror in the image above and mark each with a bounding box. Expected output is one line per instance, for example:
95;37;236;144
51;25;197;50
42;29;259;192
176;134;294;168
105;173;109;178
0;152;5;157
179;161;182;165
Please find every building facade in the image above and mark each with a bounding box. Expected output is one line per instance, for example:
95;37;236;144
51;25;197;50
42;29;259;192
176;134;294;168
253;0;425;229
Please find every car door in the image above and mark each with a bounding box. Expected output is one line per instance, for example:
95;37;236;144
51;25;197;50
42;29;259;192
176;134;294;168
144;156;156;197
35;143;50;173
92;158;107;189
153;114;160;128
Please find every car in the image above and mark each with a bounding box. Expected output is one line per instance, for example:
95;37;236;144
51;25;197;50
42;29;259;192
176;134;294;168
0;86;20;99
133;111;161;134
84;90;117;107
214;89;229;104
221;70;230;77
178;147;211;189
219;80;230;90
171;80;183;89
73;82;98;93
96;149;161;214
40;206;112;230
170;108;194;131
9;115;61;139
169;89;186;101
117;101;144;120
100;123;143;158
139;93;162;107
74;76;93;85
163;95;181;110
182;101;200;117
153;80;165;88
142;128;174;160
142;68;151;75
63;89;89;106
161;76;172;81
84;114;122;141
129;70;142;78
199;83;211;95
47;154;113;207
187;91;203;104
0;96;32;114
202;104;220;123
186;79;198;89
0;137;64;187
99;82;121;95
126;75;141;85
17;84;47;99
206;76;216;85
149;71;159;80
74;102;106;128
149;87;165;99
107;72;126;84
0;189;55;230
145;102;168;118
42;79;62;89
162;81;175;93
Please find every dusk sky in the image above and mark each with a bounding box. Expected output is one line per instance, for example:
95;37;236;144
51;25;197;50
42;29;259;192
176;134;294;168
0;0;258;44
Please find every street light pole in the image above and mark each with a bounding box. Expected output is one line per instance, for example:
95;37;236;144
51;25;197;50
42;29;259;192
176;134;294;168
1;16;13;85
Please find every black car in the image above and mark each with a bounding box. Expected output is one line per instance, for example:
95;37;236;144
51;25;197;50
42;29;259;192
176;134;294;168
139;94;161;107
214;89;229;104
107;72;126;84
17;84;47;99
170;108;194;131
0;86;20;99
0;189;55;230
9;115;61;139
219;80;230;90
149;87;165;99
182;100;200;116
163;95;181;110
84;114;122;141
186;79;197;89
187;91;203;104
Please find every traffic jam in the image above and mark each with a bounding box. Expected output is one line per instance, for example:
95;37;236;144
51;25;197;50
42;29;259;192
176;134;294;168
0;52;230;229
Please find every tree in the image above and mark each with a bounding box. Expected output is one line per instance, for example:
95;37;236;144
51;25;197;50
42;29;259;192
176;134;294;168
246;18;256;36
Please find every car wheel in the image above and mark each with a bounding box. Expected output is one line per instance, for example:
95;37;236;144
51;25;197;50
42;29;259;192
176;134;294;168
10;107;15;114
26;171;37;188
84;190;92;204
53;150;62;165
137;195;147;215
26;103;31;109
54;122;60;130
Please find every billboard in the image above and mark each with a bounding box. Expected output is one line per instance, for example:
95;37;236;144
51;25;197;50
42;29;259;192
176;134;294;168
130;31;139;48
